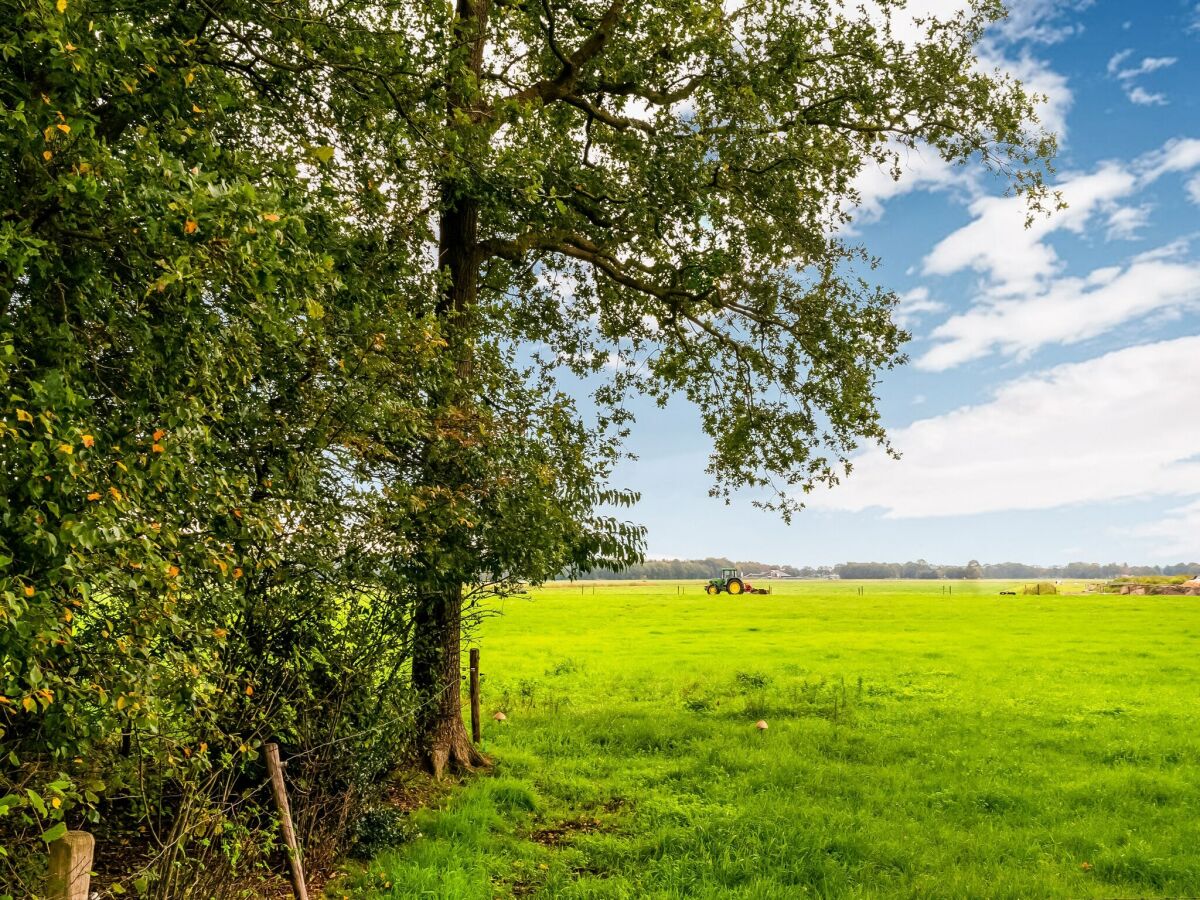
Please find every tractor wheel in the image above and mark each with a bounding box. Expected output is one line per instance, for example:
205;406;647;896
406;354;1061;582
706;584;719;596
727;578;744;595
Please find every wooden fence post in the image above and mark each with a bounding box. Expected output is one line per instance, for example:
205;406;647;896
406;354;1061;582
264;743;309;900
469;648;482;744
47;830;93;900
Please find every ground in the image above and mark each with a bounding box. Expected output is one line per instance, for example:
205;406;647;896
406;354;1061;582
332;580;1200;898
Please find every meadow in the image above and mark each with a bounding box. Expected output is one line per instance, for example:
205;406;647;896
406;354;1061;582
338;580;1200;898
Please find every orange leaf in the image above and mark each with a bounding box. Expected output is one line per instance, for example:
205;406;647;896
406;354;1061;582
86;491;101;501
261;213;281;222
43;150;52;161
81;434;95;447
153;428;166;441
23;585;35;597
244;685;253;696
166;564;180;578
152;443;164;453
108;486;122;501
56;123;70;133
184;219;197;234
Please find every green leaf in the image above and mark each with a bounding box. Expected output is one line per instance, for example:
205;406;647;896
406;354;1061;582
41;822;68;844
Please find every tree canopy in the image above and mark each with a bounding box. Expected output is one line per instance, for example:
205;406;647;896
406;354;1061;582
0;0;1056;889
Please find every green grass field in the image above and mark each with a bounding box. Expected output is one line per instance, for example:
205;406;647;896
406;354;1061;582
338;580;1200;898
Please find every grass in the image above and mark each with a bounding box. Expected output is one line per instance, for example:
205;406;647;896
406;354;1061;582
334;580;1200;898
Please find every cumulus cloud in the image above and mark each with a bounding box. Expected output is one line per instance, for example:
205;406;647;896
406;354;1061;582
922;163;1138;294
915;137;1200;370
893;287;947;330
1105;204;1152;240
812;337;1200;518
1107;50;1177;105
1128;86;1168;106
916;253;1200;370
1188;174;1200;206
1127;500;1200;560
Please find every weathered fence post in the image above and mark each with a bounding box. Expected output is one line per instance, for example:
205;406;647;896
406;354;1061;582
469;647;482;744
47;830;93;900
264;743;309;900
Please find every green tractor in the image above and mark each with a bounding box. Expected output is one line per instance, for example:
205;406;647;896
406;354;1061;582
705;568;768;596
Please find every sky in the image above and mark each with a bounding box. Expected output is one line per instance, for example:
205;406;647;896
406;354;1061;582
611;0;1200;567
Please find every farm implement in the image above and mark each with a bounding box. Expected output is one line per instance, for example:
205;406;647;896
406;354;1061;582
705;567;770;595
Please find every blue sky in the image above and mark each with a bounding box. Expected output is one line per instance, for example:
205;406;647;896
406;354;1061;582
612;0;1200;566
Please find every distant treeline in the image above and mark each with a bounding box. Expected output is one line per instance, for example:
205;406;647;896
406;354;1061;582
579;558;1199;581
581;558;820;580
836;560;1199;580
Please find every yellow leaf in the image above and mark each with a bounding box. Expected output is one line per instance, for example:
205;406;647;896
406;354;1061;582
23;585;35;597
213;628;228;639
58;443;73;454
81;434;94;447
43;150;52;161
261;213;281;222
22;697;36;713
51;797;62;809
16;409;33;423
191;103;203;114
56;0;66;10
0;696;9;705
63;609;73;622
56;123;70;134
185;71;195;86
64;42;76;52
199;741;208;753
184;219;197;234
166;565;180;578
116;695;126;710
233;567;243;579
108;486;122;500
152;443;164;453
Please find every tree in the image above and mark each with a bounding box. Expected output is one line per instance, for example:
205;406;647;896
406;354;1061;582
333;0;1056;773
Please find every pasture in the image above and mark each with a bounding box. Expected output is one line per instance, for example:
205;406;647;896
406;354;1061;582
339;580;1200;898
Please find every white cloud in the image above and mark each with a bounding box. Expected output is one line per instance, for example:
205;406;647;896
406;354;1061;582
1127;500;1200;560
1107;50;1177;105
813;337;1200;518
916;254;1200;371
1139;138;1200;180
1105;203;1152;240
922;163;1138;294
1188;174;1200;206
847;147;970;229
1108;52;1177;80
893;287;947;329
916;137;1200;370
997;0;1093;44
1128;86;1168;106
982;51;1073;139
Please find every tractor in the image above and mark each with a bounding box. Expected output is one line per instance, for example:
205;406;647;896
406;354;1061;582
705;568;769;595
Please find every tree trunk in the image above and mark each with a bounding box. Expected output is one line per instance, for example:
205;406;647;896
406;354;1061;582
412;583;487;777
411;0;492;778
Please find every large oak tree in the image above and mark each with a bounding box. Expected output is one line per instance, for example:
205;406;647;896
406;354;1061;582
332;0;1057;773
